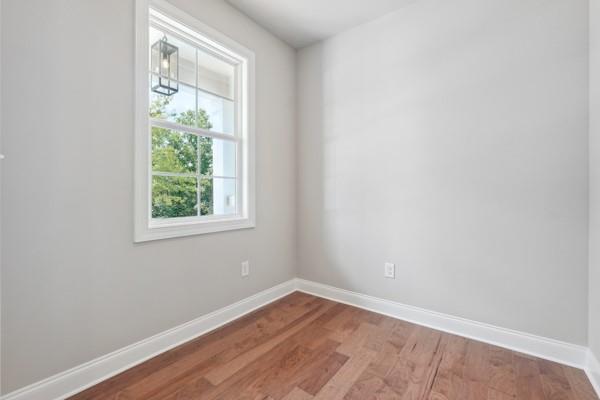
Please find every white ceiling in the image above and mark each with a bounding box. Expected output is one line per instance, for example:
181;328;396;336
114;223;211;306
225;0;416;48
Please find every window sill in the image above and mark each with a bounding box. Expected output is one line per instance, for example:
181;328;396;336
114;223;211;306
134;216;255;242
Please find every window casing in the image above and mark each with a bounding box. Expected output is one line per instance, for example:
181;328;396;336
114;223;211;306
135;0;255;242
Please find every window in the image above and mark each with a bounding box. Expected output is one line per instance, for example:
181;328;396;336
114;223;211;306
135;0;255;242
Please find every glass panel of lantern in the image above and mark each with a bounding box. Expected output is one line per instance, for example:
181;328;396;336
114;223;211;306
151;37;179;96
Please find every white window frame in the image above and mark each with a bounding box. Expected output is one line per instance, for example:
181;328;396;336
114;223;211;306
134;0;255;242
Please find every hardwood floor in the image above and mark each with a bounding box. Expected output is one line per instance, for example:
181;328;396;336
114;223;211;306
69;292;598;400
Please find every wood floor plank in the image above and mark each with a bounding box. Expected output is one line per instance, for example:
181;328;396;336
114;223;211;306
283;387;314;400
324;307;363;343
403;332;448;399
204;300;336;385
313;348;376;400
460;341;494;400
367;320;417;379
297;351;349;395
384;326;444;397
67;293;598;400
464;340;491;384
197;304;340;400
250;338;341;399
243;343;314;398
538;358;576;400
514;354;546;400
362;317;400;354
563;366;600;400
116;297;325;400
487;345;517;397
160;377;214;400
427;334;468;400
201;341;310;399
488;388;515;400
127;298;330;399
353;307;385;326
343;370;401;400
336;322;379;356
313;303;348;326
72;294;313;400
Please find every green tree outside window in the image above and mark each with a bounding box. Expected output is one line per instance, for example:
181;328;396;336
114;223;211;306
150;97;215;218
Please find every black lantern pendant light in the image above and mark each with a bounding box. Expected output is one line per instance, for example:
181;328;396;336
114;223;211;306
151;36;179;96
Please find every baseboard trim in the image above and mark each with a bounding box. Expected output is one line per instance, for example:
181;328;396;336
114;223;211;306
294;278;589;370
1;279;297;400
587;350;600;396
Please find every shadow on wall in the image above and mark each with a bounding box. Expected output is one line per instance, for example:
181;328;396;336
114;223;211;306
297;40;373;294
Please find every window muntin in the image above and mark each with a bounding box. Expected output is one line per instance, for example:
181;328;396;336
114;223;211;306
148;17;240;223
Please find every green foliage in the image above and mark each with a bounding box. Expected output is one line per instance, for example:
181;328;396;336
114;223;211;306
150;95;215;218
152;176;198;218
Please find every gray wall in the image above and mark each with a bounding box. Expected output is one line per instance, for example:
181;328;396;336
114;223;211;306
0;0;296;393
590;0;600;367
297;0;589;345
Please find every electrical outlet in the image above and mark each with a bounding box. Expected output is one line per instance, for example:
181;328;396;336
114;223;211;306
241;261;250;277
384;262;395;279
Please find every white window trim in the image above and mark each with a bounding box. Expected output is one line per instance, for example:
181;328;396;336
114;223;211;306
134;0;256;242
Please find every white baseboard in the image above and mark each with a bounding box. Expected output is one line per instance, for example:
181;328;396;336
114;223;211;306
587;350;600;396
1;279;297;400
295;278;589;370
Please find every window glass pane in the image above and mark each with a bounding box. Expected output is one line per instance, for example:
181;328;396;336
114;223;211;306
199;138;236;177
213;139;236;177
150;83;196;127
198;49;235;100
199;137;213;177
198;89;234;135
199;178;213;216
152;176;198;218
149;26;196;86
152;127;198;174
200;178;237;216
214;178;237;215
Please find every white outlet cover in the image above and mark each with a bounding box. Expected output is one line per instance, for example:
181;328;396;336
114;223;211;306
241;261;250;277
384;262;395;279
